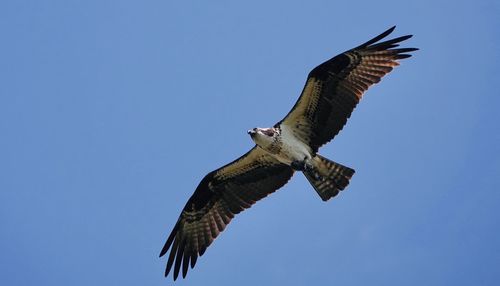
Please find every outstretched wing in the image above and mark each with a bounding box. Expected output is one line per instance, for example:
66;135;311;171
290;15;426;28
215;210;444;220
277;26;418;153
159;146;294;280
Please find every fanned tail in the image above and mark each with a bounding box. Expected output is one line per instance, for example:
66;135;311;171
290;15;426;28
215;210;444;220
303;155;355;201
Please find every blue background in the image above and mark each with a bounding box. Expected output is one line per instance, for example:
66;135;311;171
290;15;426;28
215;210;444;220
1;1;499;285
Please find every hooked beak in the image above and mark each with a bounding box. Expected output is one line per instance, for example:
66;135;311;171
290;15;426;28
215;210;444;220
247;128;257;136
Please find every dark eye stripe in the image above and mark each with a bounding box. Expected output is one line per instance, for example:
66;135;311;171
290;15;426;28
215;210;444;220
262;129;274;136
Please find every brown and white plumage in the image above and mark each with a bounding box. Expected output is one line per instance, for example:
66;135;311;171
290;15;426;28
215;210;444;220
278;26;417;152
160;26;417;280
160;147;294;280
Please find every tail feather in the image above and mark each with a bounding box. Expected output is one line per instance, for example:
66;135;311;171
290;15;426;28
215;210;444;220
303;155;355;201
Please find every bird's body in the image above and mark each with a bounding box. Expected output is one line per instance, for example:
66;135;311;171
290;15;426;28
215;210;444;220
249;126;312;166
160;26;417;280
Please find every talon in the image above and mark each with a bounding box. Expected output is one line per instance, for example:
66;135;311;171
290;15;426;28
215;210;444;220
304;163;313;172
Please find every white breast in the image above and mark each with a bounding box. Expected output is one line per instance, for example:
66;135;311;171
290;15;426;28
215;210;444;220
275;124;312;165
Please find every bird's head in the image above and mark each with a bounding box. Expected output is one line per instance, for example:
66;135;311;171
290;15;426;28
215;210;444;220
247;127;279;147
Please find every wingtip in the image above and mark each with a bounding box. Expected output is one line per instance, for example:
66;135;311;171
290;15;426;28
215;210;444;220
354;26;399;50
382;26;397;37
159;245;168;257
159;221;180;257
397;34;413;42
164;265;181;281
159;248;168;259
164;265;171;277
173;270;180;281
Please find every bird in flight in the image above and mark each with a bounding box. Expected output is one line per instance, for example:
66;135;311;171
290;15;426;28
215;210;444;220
160;26;417;280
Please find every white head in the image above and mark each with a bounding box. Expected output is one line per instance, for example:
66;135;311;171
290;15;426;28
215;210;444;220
247;127;279;148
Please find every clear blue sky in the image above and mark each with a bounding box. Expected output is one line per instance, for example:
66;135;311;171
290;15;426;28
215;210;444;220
1;1;499;285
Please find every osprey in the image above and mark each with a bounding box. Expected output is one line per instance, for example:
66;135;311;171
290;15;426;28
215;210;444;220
160;26;417;280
